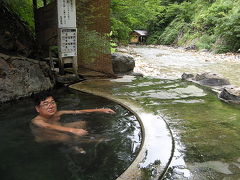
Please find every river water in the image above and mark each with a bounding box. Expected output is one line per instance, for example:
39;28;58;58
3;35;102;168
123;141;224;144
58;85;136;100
116;45;240;180
123;45;240;86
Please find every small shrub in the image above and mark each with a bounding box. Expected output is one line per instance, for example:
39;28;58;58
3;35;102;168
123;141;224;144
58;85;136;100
158;19;186;45
195;34;216;50
77;27;110;63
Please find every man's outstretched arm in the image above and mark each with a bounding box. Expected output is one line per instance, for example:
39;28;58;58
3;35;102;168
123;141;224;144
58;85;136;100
58;108;115;115
32;118;88;136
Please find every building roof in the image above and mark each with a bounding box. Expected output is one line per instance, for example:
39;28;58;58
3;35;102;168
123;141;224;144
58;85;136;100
133;30;148;36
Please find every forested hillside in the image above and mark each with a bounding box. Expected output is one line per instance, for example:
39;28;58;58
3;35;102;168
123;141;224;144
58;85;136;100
2;0;240;53
111;0;240;53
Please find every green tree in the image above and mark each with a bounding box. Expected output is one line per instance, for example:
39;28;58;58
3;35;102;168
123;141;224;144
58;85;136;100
111;0;161;43
144;0;240;52
3;0;35;30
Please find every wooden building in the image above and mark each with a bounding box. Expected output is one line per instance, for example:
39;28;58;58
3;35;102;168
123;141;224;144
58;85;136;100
130;30;148;44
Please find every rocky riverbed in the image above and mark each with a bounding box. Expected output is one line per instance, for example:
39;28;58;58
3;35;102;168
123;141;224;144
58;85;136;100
117;45;240;86
117;45;240;104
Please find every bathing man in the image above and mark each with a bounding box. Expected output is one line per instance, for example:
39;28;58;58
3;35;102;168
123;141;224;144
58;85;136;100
31;91;115;142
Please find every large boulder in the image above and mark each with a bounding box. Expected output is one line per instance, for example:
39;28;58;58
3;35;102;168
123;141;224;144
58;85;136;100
195;72;230;86
181;72;194;80
182;72;240;104
112;53;135;74
0;53;55;103
219;87;240;104
182;72;230;86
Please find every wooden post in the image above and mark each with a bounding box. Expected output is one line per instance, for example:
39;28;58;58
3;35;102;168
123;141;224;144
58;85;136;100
32;0;37;9
49;47;55;71
72;56;78;76
32;0;38;35
43;0;47;6
59;56;64;75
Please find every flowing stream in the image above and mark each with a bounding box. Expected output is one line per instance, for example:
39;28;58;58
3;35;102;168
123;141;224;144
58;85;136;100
126;45;240;87
123;45;240;179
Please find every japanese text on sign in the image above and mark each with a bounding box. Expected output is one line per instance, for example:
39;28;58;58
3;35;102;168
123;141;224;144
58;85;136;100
59;28;77;57
57;0;76;28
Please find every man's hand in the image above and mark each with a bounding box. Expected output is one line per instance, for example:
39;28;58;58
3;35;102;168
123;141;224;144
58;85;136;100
71;128;88;136
100;108;116;114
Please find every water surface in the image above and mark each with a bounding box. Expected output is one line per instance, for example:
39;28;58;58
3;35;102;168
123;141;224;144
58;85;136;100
72;76;240;180
132;46;240;86
0;87;141;180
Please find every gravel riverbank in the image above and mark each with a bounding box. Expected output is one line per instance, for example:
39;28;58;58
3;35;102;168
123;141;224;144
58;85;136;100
117;45;240;86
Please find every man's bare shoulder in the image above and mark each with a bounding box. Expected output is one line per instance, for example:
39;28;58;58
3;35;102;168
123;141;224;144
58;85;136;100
32;116;43;122
31;116;47;127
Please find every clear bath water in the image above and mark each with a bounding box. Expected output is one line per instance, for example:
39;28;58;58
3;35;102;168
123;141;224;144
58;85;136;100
0;87;142;180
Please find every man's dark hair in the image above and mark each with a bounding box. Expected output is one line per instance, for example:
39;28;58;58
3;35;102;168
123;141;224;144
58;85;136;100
34;91;55;106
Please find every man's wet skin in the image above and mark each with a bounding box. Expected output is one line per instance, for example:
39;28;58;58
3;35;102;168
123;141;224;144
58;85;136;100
31;95;115;144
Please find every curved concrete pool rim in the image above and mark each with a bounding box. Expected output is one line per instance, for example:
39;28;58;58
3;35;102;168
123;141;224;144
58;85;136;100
70;80;175;180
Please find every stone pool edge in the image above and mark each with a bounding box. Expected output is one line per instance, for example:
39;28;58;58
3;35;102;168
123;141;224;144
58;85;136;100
70;81;175;180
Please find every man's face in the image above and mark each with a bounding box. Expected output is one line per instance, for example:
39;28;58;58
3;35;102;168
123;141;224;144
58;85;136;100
36;96;57;117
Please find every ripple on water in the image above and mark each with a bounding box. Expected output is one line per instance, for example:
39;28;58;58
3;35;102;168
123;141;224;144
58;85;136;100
111;76;240;179
71;74;240;180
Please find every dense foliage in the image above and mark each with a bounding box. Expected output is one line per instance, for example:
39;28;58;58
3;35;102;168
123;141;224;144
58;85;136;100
111;0;162;44
111;0;240;53
76;0;111;63
2;0;54;30
3;0;240;53
3;0;35;30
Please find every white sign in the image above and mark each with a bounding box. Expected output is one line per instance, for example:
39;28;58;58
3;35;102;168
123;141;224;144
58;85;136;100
59;28;77;57
57;0;76;28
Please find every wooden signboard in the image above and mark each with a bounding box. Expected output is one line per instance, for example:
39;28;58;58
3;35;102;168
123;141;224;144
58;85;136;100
59;28;77;57
57;0;76;28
